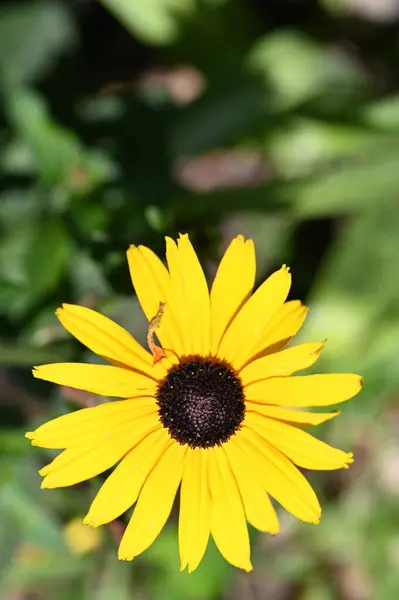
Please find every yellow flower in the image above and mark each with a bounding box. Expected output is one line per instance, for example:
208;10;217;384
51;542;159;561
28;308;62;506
64;517;102;555
26;234;362;573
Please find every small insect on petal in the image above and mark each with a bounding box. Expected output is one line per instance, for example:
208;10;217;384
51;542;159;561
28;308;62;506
147;302;167;364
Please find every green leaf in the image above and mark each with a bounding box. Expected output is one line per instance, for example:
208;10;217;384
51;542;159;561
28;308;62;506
171;184;288;218
0;342;72;367
363;96;399;131
268;117;397;177
69;201;110;241
169;83;265;156
24;219;72;304
173;149;399;219
100;0;196;45
309;208;399;307
0;1;76;88
248;30;367;110
6;90;81;187
4;553;89;588
94;553;132;600
300;207;399;412
1;138;36;176
6;89;115;190
0;222;37;318
0;228;33;287
301;580;336;600
0;482;65;554
291;153;399;217
68;250;111;298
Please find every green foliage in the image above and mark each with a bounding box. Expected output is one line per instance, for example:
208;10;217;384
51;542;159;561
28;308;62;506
1;0;399;599
101;0;197;45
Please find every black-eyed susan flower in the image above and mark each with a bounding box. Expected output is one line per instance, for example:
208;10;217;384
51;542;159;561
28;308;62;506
27;235;362;572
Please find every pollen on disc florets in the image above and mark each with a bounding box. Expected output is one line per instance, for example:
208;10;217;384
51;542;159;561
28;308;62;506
156;355;245;449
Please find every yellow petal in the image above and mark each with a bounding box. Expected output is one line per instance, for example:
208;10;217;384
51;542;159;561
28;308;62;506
245;404;340;428
209;447;252;572
165;235;210;355
32;363;155;398
118;442;185;561
40;423;158;488
26;397;158;449
210;236;256;354
56;304;165;378
245;373;363;407
218;266;291;369
164;237;190;352
127;244;184;355
249;301;308;360
245;412;353;470
84;428;171;526
232;428;321;524
240;342;324;385
224;442;279;534
178;234;211;355
179;449;211;573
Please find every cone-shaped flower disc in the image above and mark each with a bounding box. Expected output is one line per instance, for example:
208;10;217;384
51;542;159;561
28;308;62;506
27;235;362;572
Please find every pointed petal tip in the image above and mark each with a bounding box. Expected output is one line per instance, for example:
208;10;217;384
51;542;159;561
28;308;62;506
57;302;79;314
245;238;254;250
322;410;340;423
232;234;253;246
126;245;141;261
82;515;99;528
32;366;45;379
280;264;291;274
25;431;34;440
186;559;204;574
308;341;325;361
304;503;321;525
348;374;364;395
39;464;50;477
267;521;280;535
56;304;72;317
278;264;292;284
117;550;134;562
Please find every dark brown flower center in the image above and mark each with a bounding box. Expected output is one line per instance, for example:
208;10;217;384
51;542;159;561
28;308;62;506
156;356;245;449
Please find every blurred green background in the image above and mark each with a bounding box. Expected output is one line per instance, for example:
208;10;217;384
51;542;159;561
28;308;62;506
1;0;399;598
